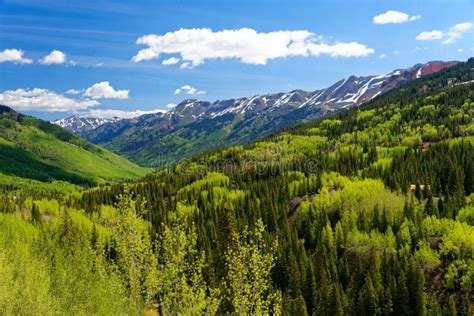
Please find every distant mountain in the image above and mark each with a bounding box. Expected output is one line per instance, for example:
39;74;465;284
53;116;121;134
76;61;457;167
0;105;149;186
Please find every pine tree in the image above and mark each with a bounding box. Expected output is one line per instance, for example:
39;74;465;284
395;271;410;315
408;259;427;316
31;203;42;225
443;295;457;316
287;295;308;316
359;275;378;316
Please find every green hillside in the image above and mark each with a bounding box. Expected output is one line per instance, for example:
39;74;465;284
0;59;472;314
0;106;149;188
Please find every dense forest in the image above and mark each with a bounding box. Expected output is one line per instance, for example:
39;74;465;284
0;59;473;315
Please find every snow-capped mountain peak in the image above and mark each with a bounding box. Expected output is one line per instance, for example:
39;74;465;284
53;116;121;134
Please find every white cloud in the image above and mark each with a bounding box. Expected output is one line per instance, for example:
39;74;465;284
0;88;98;112
174;85;206;95
180;62;191;69
0;49;32;64
84;81;129;99
442;22;473;44
166;103;176;108
306;42;375;58
162;57;180;65
416;22;472;44
373;10;420;24
379;53;387;59
65;89;81;95
40;50;67;65
412;46;428;52
132;28;374;66
416;30;443;41
84;108;167;119
458;48;463;52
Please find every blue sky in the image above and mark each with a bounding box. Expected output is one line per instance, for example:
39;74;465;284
0;0;473;120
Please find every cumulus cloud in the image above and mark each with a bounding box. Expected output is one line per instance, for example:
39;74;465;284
84;108;167;119
40;50;67;64
442;22;473;44
84;81;129;99
416;30;443;41
132;28;374;67
0;88;98;112
0;49;32;64
416;22;472;44
162;57;180;65
373;10;420;24
174;85;206;95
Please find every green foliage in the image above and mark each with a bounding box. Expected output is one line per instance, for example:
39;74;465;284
225;219;282;315
457;205;474;225
113;190;157;310
0;109;149;187
414;241;440;268
154;219;220;315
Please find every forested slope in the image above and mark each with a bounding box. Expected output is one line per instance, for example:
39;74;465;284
0;59;473;314
0;105;149;189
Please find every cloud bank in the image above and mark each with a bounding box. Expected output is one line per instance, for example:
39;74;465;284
1;81;130;112
85;108;167;119
0;88;98;112
132;28;374;67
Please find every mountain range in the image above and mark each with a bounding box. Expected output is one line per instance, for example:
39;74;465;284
53;60;457;166
52;116;121;134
